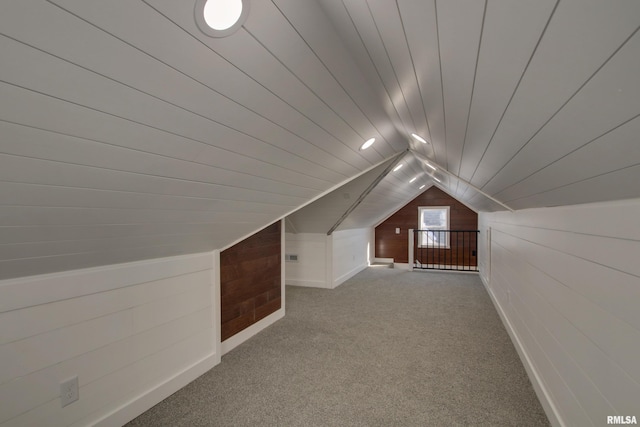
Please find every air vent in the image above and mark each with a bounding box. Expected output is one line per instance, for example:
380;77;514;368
285;254;299;262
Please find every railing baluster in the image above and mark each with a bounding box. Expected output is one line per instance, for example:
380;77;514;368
413;229;479;272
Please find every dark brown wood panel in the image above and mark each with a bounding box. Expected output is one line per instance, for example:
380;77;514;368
220;221;281;341
375;187;478;263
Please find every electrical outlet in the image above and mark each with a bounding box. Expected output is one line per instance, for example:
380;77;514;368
60;376;79;407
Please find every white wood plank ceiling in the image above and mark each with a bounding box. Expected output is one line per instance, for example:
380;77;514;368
1;0;639;278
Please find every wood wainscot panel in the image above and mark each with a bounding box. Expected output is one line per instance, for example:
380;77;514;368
220;221;281;341
375;187;478;263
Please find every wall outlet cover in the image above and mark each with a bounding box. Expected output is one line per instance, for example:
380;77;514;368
60;376;79;407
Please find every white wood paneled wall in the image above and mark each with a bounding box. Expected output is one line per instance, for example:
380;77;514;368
332;228;371;288
479;200;640;426
0;252;218;427
284;233;329;289
284;228;370;289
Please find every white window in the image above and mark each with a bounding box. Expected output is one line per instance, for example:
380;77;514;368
418;206;450;248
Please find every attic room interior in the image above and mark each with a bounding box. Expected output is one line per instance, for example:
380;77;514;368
0;0;638;425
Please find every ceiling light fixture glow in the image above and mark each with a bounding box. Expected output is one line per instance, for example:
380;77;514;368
411;133;428;144
393;164;403;172
409;177;417;183
203;0;243;30
195;0;249;38
425;162;436;171
360;137;375;150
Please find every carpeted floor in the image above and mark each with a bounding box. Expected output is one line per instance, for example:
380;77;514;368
126;268;549;426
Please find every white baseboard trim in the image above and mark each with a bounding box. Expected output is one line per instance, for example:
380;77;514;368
93;351;220;427
333;263;367;288
221;308;285;355
373;257;394;264
393;262;411;270
286;278;331;289
480;275;564;427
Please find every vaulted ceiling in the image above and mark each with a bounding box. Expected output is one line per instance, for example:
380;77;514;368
1;0;638;279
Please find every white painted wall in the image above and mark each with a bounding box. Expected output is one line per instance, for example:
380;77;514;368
284;233;329;288
332;228;371;288
479;199;640;427
285;228;371;289
0;252;219;427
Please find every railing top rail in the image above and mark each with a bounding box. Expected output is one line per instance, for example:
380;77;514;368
414;229;479;232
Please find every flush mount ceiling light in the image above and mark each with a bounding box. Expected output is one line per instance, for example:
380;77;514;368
411;133;429;144
360;137;375;150
393;164;403;172
195;0;249;37
409;177;417;183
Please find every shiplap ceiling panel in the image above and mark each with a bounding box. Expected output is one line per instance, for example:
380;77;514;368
0;224;256;246
0;205;276;227
0;183;295;215
507;165;640;210
462;0;640;200
0;243;224;280
339;0;416;137
272;0;404;158
1;85;343;187
396;0;442;163
141;0;395;166
455;0;557;194
436;0;485;175
481;31;640;199
1;9;358;182
246;0;391;163
315;0;409;143
0;121;330;194
1;0;639;278
0;234;227;262
499;117;640;207
0;155;306;207
366;0;427;142
287;158;395;233
337;152;431;229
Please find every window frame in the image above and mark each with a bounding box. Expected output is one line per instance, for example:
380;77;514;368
417;206;450;248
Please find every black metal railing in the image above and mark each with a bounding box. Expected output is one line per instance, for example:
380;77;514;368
413;230;479;272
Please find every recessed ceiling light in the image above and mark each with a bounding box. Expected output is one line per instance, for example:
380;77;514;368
409;177;417;183
393;164;403;172
204;0;242;30
419;185;426;190
425;162;436;171
411;133;428;144
360;137;375;150
195;0;249;37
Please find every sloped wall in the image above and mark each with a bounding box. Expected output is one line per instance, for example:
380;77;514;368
375;187;477;263
479;199;640;426
0;253;217;427
220;221;281;341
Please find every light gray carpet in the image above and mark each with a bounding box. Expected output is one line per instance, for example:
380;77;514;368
126;268;549;426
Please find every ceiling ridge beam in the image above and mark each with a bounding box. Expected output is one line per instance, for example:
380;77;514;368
410;150;514;212
327;149;409;235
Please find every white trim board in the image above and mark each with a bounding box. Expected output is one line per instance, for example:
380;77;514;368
93;352;219;427
286;279;331;289
333;263;368;288
221;309;285;355
479;274;564;427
